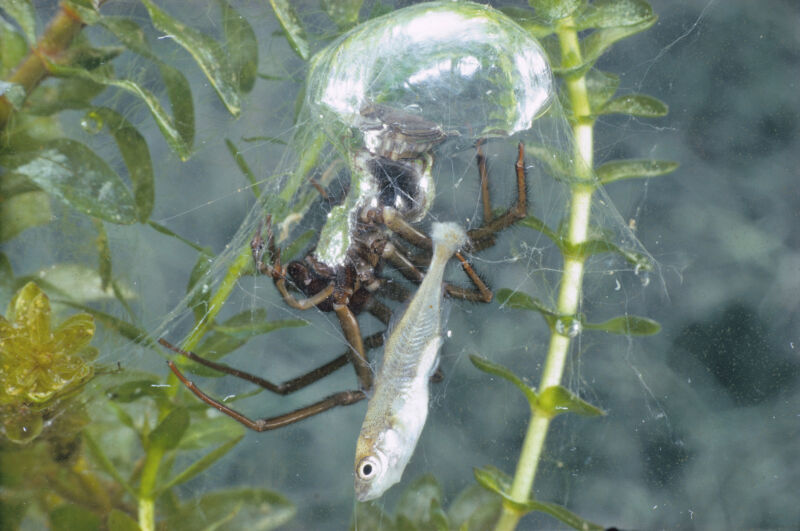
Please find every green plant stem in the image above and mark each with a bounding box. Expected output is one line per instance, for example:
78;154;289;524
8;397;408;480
494;16;596;531
138;446;164;531
0;4;87;131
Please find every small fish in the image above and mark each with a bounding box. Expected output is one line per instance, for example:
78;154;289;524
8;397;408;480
354;221;467;501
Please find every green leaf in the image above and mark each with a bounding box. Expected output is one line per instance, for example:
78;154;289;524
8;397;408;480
269;0;310;60
528;0;584;21
0;18;28;77
584;315;661;335
93;219;112;290
149;408;190;451
3;138;137;224
321;0;363;30
31;263;134;302
141;0;240;116
63;44;125;71
600;93;668;117
596;159;677;184
498;7;553;38
177;417;246;451
580;16;657;67
1;0;36;43
100;17;195;152
50;504;101;531
519;215;559;244
447;484;501;531
47;57;192;159
537;385;604;418
187;251;214;324
107;510;141;531
473;466;512;497
474;467;604;530
89;107;155;221
584;69;620;110
212;317;307;339
0;253;13;302
107;379;169;403
148;221;209;254
576;0;654;30
496;289;557;327
568;238;652;270
469;355;538;406
164;488;295;530
218;0;258;93
159;433;244;493
24;74;106;115
0;190;51;242
515;499;604;531
225;138;259;197
523;143;574;182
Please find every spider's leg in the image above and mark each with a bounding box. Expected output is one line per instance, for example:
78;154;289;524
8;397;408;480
334;305;373;391
476;138;494;225
467;142;528;247
168;361;365;431
366;299;394;325
251;215;336;310
161;334;383;396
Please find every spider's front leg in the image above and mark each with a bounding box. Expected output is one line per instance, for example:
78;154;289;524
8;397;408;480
250;215;334;310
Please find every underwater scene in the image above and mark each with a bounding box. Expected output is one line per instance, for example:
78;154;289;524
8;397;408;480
1;1;797;529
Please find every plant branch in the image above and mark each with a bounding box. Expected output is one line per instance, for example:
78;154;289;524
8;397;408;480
0;4;90;131
494;15;597;531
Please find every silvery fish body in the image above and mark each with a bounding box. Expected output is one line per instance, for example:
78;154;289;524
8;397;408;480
354;222;467;501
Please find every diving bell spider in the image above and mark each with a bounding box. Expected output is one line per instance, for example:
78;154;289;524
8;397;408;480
164;141;529;431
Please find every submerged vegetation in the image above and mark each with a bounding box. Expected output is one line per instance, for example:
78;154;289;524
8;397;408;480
0;1;673;529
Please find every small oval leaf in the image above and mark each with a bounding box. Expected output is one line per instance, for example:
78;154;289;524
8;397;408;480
569;238;652;270
584;69;620;110
600;93;668;117
46;61;192;159
576;0;654;30
529;0;584;21
469;355;538;406
2;0;36;44
537;385;604;418
149;407;190;451
219;0;259;93
321;0;363;30
90;107;155;221
99;17;196;150
596;159;678;184
496;289;557;327
141;0;240;116
177;417;246;451
5;139;137;224
269;0;310;60
584;315;661;335
0;190;51;242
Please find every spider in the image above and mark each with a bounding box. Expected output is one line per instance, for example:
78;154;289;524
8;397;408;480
164;106;529;432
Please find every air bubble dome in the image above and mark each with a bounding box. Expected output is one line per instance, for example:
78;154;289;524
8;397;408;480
307;1;554;140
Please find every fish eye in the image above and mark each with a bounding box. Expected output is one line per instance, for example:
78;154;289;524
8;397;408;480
357;456;380;481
